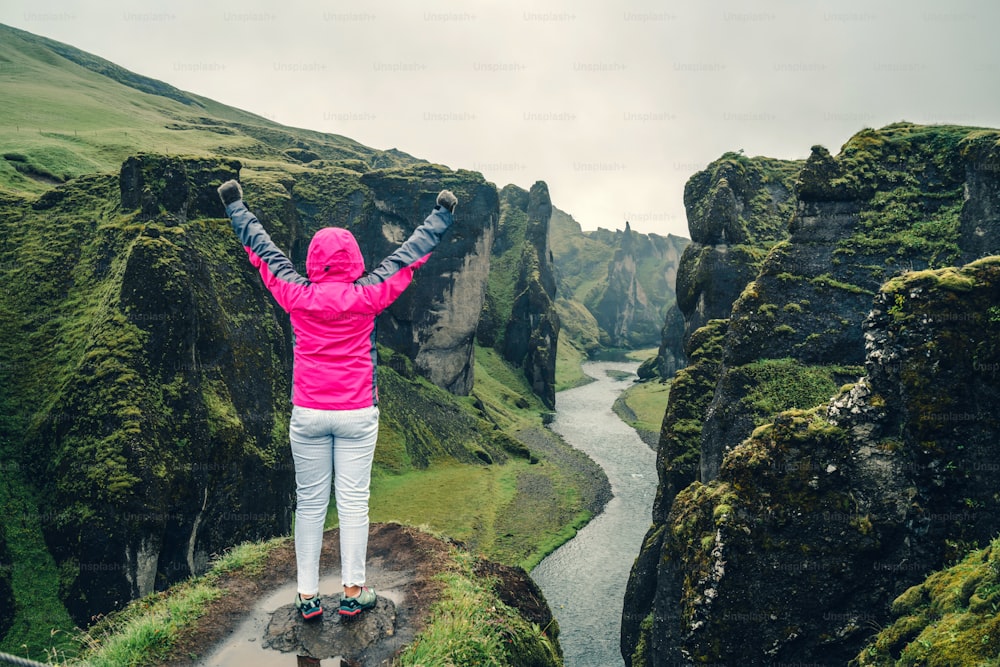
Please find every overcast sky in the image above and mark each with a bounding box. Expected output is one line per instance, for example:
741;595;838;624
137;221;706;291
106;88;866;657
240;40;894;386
2;0;998;237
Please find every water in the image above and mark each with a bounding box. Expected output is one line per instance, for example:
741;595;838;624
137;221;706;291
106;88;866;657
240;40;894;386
532;361;658;667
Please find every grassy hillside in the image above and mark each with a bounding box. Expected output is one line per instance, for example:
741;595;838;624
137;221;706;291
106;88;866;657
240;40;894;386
0;23;418;198
549;206;616;307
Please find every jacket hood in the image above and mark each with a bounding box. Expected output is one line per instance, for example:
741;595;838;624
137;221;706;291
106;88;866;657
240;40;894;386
306;227;365;283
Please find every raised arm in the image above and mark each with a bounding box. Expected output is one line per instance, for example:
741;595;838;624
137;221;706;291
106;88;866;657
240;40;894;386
356;190;457;310
218;180;307;312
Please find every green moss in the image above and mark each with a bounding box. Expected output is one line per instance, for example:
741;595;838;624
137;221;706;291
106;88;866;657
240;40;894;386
758;303;778;318
630;612;655;667
739;359;841;425
810;273;874;295
685;153;801;246
615;379;672;439
821;124;991;268
858;538;1000;666
655;320;730;502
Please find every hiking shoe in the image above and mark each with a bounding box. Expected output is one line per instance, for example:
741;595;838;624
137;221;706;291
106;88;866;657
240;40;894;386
339;587;377;616
295;593;323;621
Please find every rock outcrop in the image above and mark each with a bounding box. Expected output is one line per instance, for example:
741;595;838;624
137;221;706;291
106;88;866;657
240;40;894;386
478;182;560;408
673;153;800;346
958;132;1000;262
700;126;979;482
651;304;686;378
589;226;688;350
357;165;498;396
623;124;1000;665
639;258;1000;665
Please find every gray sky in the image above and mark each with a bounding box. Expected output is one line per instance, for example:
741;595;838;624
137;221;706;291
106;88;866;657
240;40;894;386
2;0;998;237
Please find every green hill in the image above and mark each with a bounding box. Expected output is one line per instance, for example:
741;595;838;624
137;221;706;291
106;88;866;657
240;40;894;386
0;23;419;197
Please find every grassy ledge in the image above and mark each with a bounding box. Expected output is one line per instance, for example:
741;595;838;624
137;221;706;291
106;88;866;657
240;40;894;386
394;549;561;666
63;537;285;667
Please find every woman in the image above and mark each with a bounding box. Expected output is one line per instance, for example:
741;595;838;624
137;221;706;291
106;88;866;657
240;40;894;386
218;179;457;619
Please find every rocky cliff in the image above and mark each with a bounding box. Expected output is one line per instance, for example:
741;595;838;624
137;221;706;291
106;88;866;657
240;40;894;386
477;182;560;408
0;153;506;627
672;153;800;349
356;165;499;395
649;154;797;384
623;124;1000;665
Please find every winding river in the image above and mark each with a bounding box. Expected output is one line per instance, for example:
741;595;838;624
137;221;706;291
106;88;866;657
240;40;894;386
532;361;658;667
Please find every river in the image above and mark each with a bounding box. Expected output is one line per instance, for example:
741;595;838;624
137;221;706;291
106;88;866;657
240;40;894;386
532;361;659;667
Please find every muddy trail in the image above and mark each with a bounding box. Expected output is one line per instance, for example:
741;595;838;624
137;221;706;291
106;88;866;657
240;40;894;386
163;523;549;666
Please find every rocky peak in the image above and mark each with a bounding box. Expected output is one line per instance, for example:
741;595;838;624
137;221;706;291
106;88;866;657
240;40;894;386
672;153;799;350
478;181;560;408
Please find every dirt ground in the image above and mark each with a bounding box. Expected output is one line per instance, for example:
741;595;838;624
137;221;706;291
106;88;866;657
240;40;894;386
164;523;454;666
162;522;555;666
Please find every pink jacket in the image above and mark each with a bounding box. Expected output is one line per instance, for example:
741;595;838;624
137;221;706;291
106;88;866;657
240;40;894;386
226;200;454;409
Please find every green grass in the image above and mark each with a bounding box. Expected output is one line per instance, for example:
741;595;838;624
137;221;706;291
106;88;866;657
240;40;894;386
741;358;843;423
0;472;78;663
72;583;221;667
625;347;659;362
65;536;285;667
0;23;417;199
394;549;560;667
555;330;593;392
617;380;672;435
367;461;519;553
473;345;550;430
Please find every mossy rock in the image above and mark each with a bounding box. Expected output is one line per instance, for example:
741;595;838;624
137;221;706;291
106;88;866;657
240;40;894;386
858;538;1000;666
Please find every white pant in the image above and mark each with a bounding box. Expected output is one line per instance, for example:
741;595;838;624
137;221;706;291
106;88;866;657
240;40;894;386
289;404;379;595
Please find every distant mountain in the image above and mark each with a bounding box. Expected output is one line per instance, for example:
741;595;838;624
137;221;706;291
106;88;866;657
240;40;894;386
550;206;689;355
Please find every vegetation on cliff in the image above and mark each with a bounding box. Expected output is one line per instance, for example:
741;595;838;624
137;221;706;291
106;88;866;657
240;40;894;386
550;205;688;359
857;536;1000;666
478;183;560;408
625;124;1000;666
